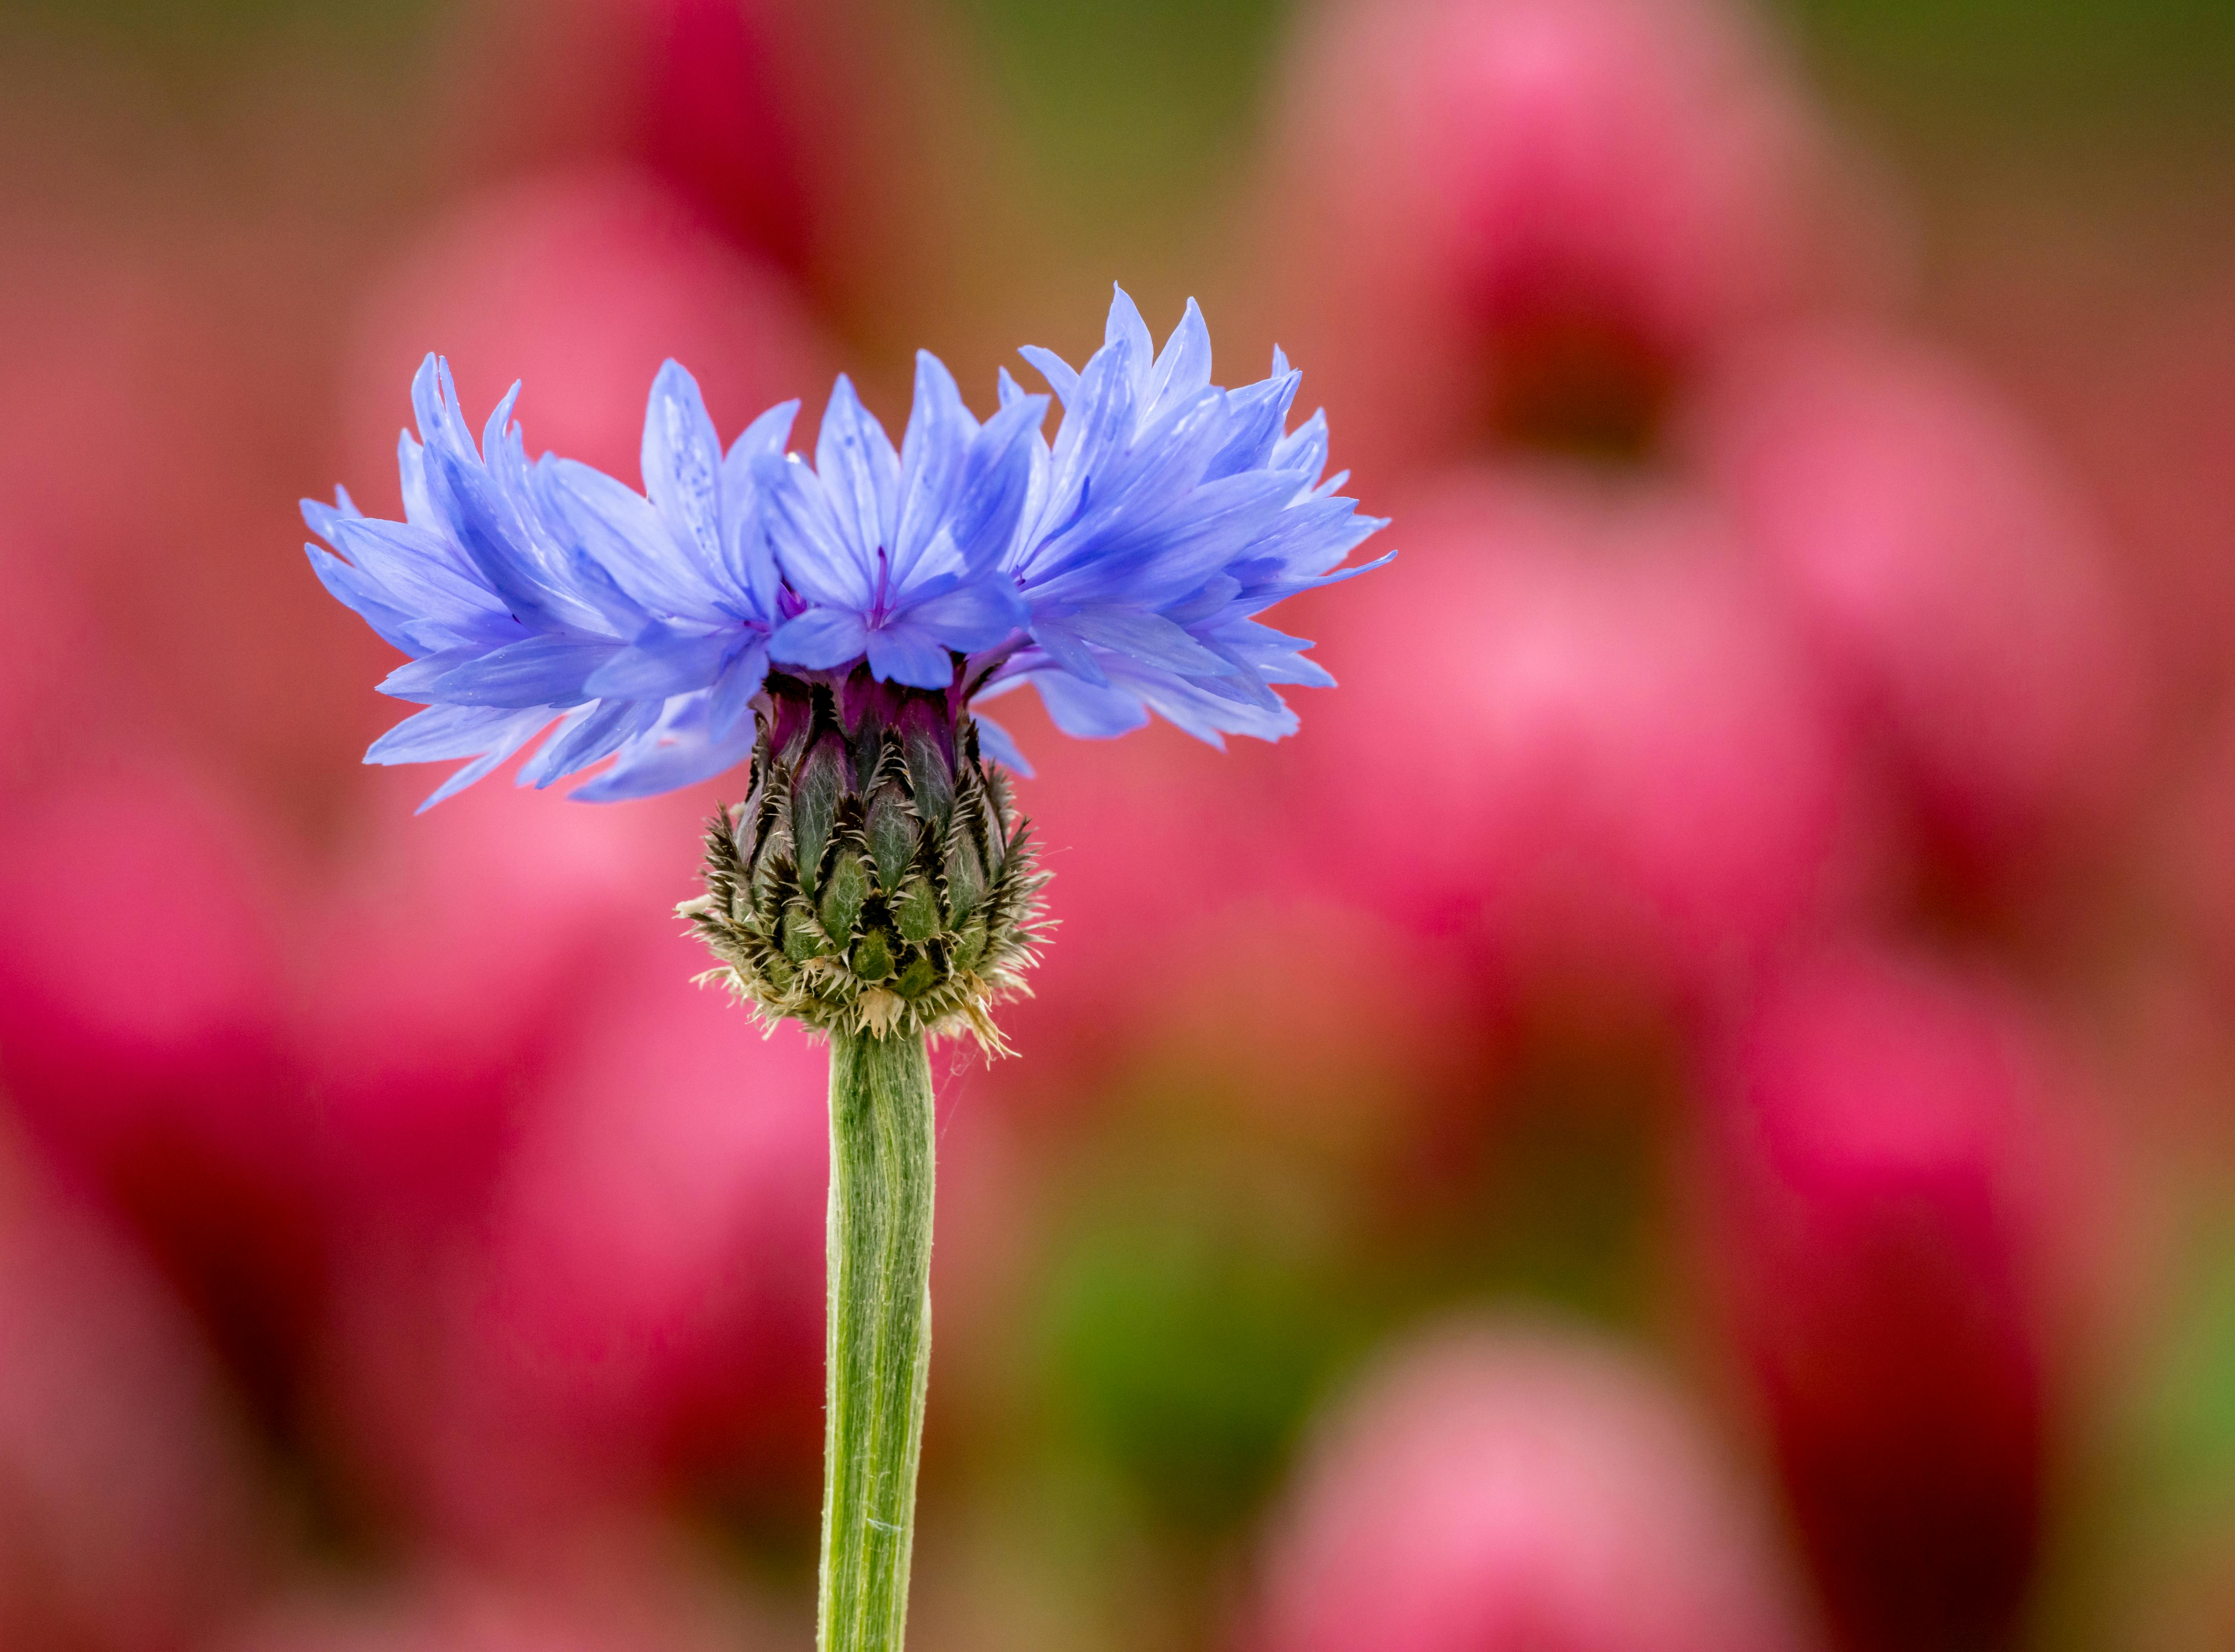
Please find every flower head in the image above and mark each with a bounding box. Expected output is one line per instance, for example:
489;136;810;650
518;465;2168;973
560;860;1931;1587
310;290;1385;1043
311;288;1386;807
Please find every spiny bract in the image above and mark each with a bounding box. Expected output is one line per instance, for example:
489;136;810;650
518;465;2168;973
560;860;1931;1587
681;668;1046;1049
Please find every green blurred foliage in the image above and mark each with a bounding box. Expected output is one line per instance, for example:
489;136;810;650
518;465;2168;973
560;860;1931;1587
2141;1226;2235;1525
3;0;438;53
1039;1195;1360;1533
936;0;2235;206
946;0;1288;213
14;0;2235;174
1027;1039;1674;1553
1773;0;2235;140
2055;1218;2235;1650
1031;1119;1371;1537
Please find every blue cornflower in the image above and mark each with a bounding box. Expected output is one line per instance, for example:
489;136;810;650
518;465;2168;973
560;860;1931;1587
310;288;1385;805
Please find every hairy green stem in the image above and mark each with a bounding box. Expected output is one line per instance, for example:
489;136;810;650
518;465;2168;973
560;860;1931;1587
819;1029;936;1652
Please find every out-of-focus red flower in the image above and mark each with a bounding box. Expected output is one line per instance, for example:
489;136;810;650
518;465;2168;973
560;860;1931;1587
2043;266;2235;713
323;917;828;1547
0;757;324;1401
1254;1320;1814;1652
342;165;830;497
0;224;384;807
1304;466;1856;1031
1687;326;2154;894
960;692;1299;1091
1137;893;1478;1159
0;552;113;807
0;1134;273;1652
455;0;816;275
1698;946;2081;1652
1263;0;1891;482
302;770;699;1233
456;954;827;1527
443;0;951;315
215;1531;778;1652
2160;704;2235;1018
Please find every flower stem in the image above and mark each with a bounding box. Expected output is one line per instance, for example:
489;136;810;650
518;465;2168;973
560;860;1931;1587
819;1029;936;1652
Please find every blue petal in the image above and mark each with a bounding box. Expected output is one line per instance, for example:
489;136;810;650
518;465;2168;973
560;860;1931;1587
1159;574;1242;626
418;635;621;708
707;637;770;741
570;696;758;802
901;579;1026;653
366;701;548;764
583;623;743;699
970;711;1034;776
300;490;362;546
410;355;470;466
1069;607;1233;676
1221;619;1338;688
414;749;522;810
1018;347;1079;407
542;458;721;621
720;398;799;614
1035;670;1150;739
1246;544;1398;608
1024;387;1232;587
893;351;976;583
307;545;422;656
407;362;621;637
1104;285;1155;388
1147;297;1213;413
757;452;875;610
1048;471;1296;604
378;644;489;702
519;696;660;789
641;360;726;582
864;622;955;690
366;701;554;811
1270;407;1330;485
1032;337;1137;559
331;514;506;613
423;440;577;633
1204;370;1301;480
949;393;1050;574
1024;619;1110;687
1120;659;1297;745
725;398;802;470
397;430;443;539
481;380;523;466
769;607;873;671
1184;654;1284;713
814;375;899;572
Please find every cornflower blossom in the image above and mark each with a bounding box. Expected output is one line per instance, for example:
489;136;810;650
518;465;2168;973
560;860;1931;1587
306;286;1387;806
304;286;1385;1652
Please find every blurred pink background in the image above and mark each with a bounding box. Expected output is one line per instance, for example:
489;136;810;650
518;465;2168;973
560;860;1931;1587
5;0;2235;1647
